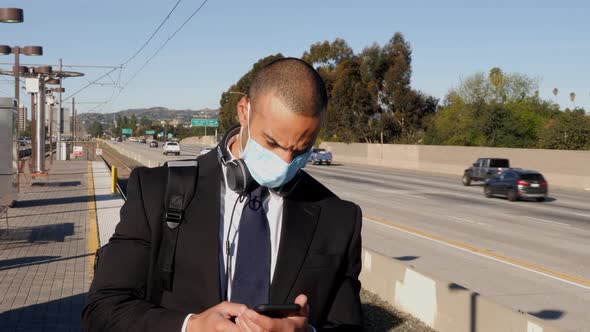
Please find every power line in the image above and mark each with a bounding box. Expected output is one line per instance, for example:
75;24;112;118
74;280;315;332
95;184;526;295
50;0;208;110
121;0;184;66
0;62;121;69
63;67;121;101
123;0;209;88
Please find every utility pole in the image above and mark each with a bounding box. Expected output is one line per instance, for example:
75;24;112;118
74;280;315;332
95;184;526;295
72;97;75;142
34;78;46;173
48;101;53;165
30;92;36;169
57;58;62;160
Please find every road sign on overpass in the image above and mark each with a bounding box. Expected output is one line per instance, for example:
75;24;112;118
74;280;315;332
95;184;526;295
191;119;218;127
122;128;132;135
145;130;155;135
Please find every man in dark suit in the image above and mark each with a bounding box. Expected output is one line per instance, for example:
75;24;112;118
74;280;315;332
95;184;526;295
82;58;363;332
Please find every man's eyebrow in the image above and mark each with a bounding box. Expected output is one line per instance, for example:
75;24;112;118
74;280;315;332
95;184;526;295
262;133;288;150
262;132;312;152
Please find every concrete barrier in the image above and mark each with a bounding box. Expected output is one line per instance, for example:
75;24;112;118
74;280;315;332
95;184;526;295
101;140;162;168
180;135;217;146
320;142;590;191
361;248;561;332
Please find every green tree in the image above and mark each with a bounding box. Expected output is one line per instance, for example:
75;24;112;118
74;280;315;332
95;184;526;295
302;38;353;71
426;68;555;148
538;109;590;150
88;120;103;138
326;57;372;143
130;114;138;135
569;92;576;108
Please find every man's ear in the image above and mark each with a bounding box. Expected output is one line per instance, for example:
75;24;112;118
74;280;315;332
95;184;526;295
237;96;249;128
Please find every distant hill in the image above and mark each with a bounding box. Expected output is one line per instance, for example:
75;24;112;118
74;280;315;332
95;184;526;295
78;107;218;125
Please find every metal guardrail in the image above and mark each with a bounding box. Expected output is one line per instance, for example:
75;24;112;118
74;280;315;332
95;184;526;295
98;155;127;201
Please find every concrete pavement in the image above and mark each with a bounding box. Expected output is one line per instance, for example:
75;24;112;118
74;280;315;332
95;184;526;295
0;159;124;331
0;161;95;331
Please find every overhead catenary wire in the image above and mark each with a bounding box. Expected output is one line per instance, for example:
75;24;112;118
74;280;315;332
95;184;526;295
34;0;208;113
122;0;210;88
0;62;122;69
120;0;184;66
62;66;121;102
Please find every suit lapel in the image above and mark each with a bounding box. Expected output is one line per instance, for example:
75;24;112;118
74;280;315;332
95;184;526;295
270;199;320;303
182;151;222;307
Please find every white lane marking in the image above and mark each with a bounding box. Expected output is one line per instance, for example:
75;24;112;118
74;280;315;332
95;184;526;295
450;216;476;224
573;212;590;218
405;194;426;199
372;188;427;199
445;192;476;199
374;188;403;194
525;216;571;227
363;218;590;291
450;216;489;227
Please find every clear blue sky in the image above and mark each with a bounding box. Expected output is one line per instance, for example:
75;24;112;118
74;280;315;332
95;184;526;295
1;0;589;114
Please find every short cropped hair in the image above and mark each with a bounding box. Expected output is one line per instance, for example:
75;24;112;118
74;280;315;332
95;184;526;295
248;57;327;116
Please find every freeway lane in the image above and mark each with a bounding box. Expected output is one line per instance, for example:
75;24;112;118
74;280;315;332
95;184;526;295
304;163;590;331
114;141;590;331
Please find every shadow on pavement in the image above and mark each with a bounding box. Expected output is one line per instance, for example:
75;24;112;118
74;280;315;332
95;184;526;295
0;256;60;269
0;253;94;271
393;256;420;261
528;310;564;320
0;293;87;331
14;194;119;208
31;181;81;187
0;222;74;243
14;196;90;208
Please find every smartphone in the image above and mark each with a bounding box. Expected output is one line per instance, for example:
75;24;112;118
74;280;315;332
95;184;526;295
254;304;301;318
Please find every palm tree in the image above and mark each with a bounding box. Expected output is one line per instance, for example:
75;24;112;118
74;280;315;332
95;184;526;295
552;88;559;104
570;92;576;109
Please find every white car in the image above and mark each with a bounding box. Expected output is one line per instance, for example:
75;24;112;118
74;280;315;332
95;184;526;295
200;147;214;156
129;137;138;142
163;142;181;156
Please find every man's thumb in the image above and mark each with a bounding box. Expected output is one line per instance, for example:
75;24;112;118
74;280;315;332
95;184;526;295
294;294;309;317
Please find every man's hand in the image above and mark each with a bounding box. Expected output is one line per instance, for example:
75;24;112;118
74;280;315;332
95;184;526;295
235;294;312;332
187;301;247;332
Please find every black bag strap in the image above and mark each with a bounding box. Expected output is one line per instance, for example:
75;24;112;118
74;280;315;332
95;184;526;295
158;159;198;292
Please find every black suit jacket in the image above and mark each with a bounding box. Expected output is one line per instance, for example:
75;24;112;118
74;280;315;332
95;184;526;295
82;149;363;331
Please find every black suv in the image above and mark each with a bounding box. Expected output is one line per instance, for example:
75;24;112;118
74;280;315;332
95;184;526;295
484;170;548;202
463;158;510;186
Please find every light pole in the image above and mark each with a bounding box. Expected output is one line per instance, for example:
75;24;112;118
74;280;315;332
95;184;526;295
0;8;23;23
0;8;26;193
0;45;43;139
45;79;60;164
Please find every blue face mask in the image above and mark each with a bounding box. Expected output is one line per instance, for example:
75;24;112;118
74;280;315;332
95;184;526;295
240;103;312;188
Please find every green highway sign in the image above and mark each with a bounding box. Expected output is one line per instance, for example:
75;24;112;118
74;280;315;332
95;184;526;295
145;130;155;135
191;119;218;127
191;119;206;127
122;128;132;135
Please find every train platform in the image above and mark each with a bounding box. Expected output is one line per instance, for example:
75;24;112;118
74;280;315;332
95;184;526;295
0;160;123;331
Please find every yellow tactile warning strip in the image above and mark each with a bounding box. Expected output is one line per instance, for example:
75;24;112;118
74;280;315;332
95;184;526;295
87;161;99;281
364;215;590;290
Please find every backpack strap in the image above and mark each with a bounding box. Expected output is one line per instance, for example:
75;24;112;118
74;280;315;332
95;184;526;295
158;159;198;292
